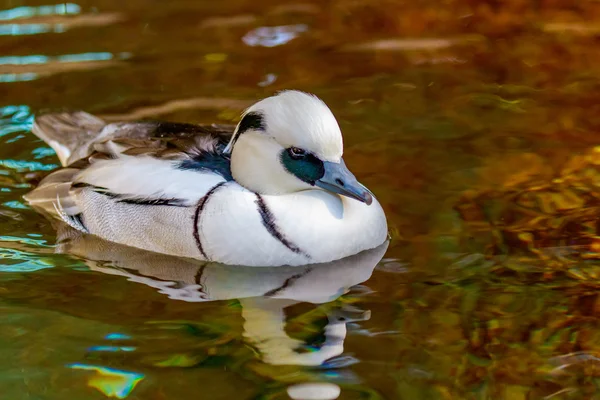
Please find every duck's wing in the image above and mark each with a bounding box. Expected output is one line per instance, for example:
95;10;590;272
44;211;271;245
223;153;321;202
26;112;236;231
32;111;236;167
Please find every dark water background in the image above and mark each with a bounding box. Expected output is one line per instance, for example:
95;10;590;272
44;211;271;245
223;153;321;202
2;1;600;399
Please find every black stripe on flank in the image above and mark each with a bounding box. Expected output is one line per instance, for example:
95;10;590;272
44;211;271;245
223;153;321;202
73;182;187;207
117;197;187;207
254;194;310;259
193;182;227;259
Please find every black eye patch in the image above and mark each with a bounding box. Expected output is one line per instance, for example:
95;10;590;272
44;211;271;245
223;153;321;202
280;148;325;185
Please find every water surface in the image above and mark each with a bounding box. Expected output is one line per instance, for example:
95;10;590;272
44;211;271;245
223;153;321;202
2;1;600;399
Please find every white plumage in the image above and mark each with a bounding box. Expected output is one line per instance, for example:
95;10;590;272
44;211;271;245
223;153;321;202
225;90;343;161
25;90;388;267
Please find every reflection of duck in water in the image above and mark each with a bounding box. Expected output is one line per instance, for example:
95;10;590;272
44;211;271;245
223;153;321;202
24;90;387;267
53;224;388;399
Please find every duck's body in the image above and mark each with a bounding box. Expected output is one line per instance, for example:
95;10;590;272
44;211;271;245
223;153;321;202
25;91;388;266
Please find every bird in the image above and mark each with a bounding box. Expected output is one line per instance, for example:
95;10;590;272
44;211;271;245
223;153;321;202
24;90;388;267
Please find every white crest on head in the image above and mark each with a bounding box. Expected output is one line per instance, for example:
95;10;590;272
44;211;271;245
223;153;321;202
226;91;343;162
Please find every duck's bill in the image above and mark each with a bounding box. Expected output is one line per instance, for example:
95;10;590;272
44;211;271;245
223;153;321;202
315;159;373;205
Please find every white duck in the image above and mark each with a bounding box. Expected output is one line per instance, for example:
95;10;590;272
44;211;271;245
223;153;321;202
25;90;388;266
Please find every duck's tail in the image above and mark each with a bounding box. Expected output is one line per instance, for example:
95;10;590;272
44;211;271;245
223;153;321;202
32;112;107;167
23;167;86;232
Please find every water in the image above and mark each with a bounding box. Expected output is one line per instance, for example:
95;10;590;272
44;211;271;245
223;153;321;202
2;1;600;398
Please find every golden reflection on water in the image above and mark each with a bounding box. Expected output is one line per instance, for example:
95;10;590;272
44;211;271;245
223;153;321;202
1;0;600;399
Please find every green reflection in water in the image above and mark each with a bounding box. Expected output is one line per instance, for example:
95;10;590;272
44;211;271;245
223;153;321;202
68;364;144;399
0;4;80;21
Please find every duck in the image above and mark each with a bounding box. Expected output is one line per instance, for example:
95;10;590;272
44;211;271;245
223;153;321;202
24;90;388;267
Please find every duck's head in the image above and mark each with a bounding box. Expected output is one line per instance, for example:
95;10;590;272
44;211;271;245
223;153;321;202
224;90;373;205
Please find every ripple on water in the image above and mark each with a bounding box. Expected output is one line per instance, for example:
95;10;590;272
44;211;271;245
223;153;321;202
243;24;308;47
1;3;123;36
0;248;54;273
0;4;80;21
67;364;144;400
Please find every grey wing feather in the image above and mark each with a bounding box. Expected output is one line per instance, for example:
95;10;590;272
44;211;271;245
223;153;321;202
33;112;107;167
31;112;236;167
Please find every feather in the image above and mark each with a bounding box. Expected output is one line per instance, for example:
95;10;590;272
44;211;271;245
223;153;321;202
52;194;88;233
26;114;236;212
74;155;227;205
23;168;81;216
32;111;235;167
32;111;106;167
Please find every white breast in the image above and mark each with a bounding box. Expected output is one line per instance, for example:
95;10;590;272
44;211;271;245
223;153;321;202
200;184;388;266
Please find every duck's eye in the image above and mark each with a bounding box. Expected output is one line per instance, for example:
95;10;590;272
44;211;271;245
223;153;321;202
288;147;307;160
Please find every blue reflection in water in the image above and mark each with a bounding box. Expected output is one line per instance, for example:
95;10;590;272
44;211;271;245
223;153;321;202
0;55;48;65
0;105;58;163
56;52;116;62
0;24;69;36
68;364;144;399
89;346;136;352
2;201;28;210
0;4;80;21
0;52;124;65
0;236;48;246
0;248;54;272
0;105;31;120
5;134;24;143
0;73;38;83
0;53;130;84
0;159;58;172
105;333;132;340
0;105;33;143
32;147;56;159
243;24;308;47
